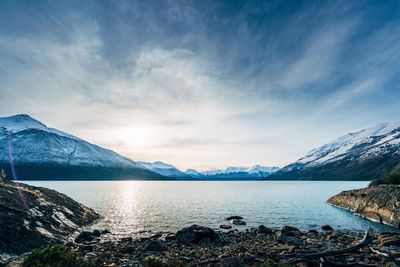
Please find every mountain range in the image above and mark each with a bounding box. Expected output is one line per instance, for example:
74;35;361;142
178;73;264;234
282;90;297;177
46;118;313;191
1;114;399;181
185;166;279;180
0;114;277;180
0;115;166;180
268;121;400;180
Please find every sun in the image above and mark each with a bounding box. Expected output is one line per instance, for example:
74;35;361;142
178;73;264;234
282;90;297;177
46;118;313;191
117;127;148;148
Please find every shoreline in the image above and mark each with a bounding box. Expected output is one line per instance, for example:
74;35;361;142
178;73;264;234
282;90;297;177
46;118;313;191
6;224;398;266
65;225;400;266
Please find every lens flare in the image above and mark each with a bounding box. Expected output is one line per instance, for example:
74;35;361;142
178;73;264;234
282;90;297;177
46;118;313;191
7;131;29;210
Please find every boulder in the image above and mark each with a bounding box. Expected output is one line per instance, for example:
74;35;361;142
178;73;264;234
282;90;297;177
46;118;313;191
321;224;334;231
92;229;102;237
220;225;232;229
257;225;273;234
214;232;230;243
226;216;243;220
230;219;246;225
282;226;300;233
75;231;96;243
279;236;302;247
176;225;215;245
145;240;167;252
308;229;319;235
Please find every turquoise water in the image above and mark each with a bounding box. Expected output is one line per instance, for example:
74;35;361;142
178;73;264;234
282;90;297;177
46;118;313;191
24;181;398;235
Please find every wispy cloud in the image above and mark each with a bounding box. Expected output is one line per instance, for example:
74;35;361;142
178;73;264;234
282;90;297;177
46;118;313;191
0;0;399;169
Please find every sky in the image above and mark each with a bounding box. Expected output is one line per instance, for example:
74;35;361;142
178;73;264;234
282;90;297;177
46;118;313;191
1;0;400;171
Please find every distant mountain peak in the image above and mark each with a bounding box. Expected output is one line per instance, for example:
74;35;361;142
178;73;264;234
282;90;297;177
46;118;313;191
185;165;279;179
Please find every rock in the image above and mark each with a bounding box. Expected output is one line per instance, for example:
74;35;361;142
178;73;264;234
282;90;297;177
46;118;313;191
279;236;302;247
282;226;300;233
220;256;245;267
101;229;111;235
321;224;334;231
226;216;243;220
327;185;400;228
145;240;167;252
326;231;340;241
213;232;230;243
0;169;7;183
308;229;319;235
119;244;135;254
92;230;102;237
77;244;94;252
257;225;273;234
220;225;232;229
0;182;99;254
75;231;97;243
160;233;176;241
379;235;400;246
276;226;300;238
176;225;215;245
230;219;246;225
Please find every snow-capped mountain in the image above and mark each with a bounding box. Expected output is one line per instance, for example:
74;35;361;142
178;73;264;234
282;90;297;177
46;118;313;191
185;165;279;179
138;161;189;178
269;121;400;181
0;114;166;180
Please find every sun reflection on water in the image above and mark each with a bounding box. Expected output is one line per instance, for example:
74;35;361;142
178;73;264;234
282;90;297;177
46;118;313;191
119;181;140;210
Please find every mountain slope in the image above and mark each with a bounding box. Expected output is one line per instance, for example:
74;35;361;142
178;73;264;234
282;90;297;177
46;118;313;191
138;161;190;178
268;121;400;181
0;114;167;180
186;165;279;180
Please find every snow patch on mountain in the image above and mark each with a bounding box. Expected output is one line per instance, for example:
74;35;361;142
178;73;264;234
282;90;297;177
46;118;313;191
0;114;144;169
138;161;188;177
185;165;279;178
0;114;81;141
297;121;400;166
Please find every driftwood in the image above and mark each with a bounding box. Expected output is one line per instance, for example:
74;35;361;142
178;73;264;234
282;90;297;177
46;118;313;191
369;245;400;266
319;257;376;267
288;229;373;264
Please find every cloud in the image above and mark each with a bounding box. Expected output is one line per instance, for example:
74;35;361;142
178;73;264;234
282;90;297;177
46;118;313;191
0;1;400;169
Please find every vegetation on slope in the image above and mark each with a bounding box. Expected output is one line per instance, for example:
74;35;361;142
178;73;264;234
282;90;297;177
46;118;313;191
22;244;94;267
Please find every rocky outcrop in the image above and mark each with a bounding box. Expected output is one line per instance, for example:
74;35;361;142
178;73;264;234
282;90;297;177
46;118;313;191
0;182;99;255
327;185;400;228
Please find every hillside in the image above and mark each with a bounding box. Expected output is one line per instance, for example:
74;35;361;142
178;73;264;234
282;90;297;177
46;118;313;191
268;121;400;180
0;114;167;180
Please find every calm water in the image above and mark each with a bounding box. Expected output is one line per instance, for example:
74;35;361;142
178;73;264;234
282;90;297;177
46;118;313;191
24;181;399;236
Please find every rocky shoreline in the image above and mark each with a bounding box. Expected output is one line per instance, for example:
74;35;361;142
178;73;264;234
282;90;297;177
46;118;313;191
327;184;400;228
0;181;99;261
5;224;395;266
2;179;400;266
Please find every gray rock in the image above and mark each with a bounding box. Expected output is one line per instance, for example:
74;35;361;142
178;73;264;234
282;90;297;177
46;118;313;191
321;224;334;231
279;236;302;246
276;226;300;239
308;229;319;235
75;231;96;243
214;232;230;243
257;225;273;234
176;225;215;245
220;225;233;229
282;226;300;233
145;240;167;252
230;219;246;225
226;216;244;220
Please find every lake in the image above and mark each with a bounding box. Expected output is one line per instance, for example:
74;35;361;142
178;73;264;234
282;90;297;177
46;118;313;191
23;181;398;236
